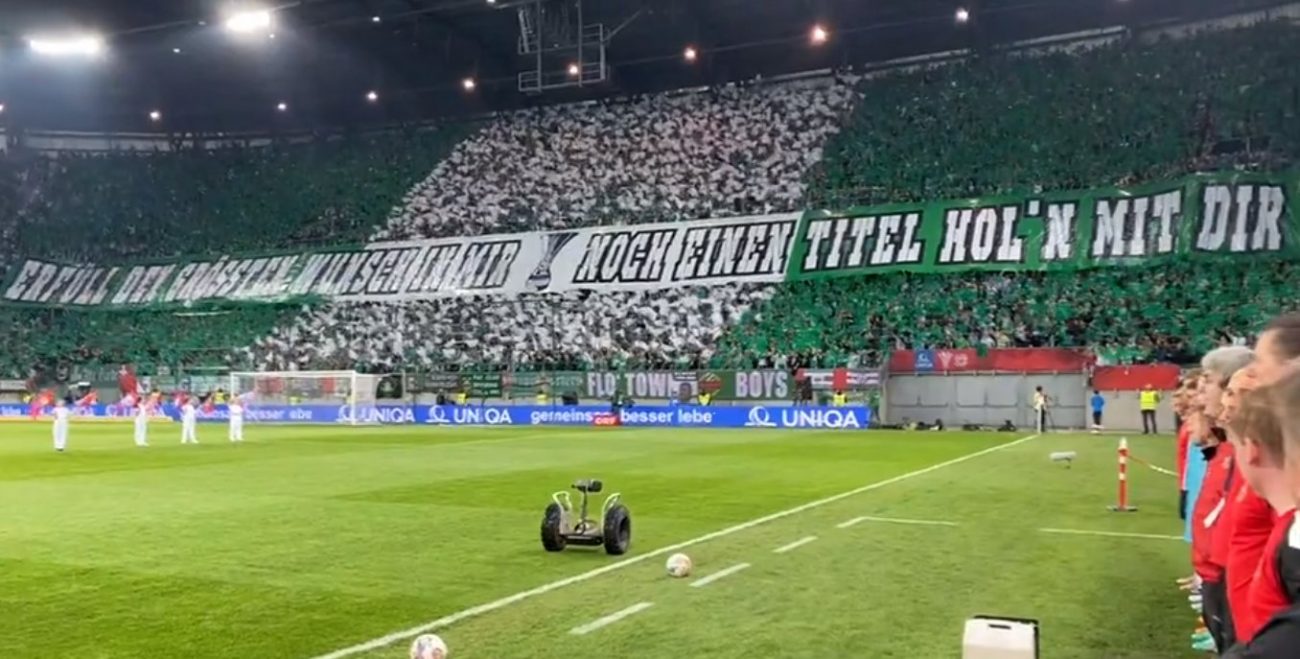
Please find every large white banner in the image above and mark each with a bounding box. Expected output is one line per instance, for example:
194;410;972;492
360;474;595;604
1;212;800;307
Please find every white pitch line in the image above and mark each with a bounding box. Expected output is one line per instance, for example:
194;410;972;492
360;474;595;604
838;515;957;528
568;602;654;635
773;536;819;554
690;563;752;589
1039;528;1183;541
307;433;1038;659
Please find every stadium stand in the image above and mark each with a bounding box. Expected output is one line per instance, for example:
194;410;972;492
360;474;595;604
2;20;1299;378
375;79;856;240
241;285;774;372
12;127;467;263
716;260;1300;371
806;21;1300;208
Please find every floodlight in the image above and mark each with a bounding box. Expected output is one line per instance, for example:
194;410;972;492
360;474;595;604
683;46;698;62
276;102;288;112
28;35;105;57
567;62;580;77
462;77;477;91
366;90;379;102
149;110;162;122
810;25;829;45
956;7;971;23
226;9;272;33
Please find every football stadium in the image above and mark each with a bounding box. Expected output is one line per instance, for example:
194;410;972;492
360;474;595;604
2;0;1300;657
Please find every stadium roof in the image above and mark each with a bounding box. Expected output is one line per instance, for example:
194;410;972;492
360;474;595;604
0;0;1262;133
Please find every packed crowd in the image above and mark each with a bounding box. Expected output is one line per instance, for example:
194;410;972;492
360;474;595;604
808;21;1300;207
721;260;1300;370
0;306;299;380
1170;313;1300;656
4;127;466;264
0;20;1296;379
237;285;774;372
375;79;856;240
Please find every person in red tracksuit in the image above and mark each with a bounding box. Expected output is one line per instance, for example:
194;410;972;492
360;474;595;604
1193;430;1236;647
1222;370;1292;643
1195;346;1257;650
1176;374;1200;520
1223;367;1300;658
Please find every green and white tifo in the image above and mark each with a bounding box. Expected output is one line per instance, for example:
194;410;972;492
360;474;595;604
1;424;1197;658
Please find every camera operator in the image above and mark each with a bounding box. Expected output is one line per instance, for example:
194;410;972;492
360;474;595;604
1032;386;1048;433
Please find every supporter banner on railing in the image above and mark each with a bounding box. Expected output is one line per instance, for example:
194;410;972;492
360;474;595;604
410;369;881;400
889;348;1094;373
0;212;800;308
788;171;1298;278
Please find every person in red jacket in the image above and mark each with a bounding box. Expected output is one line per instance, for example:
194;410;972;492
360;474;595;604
1224;366;1300;658
1194;346;1256;650
1226;386;1295;643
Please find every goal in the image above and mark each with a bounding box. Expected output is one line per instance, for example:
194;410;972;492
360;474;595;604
228;371;387;425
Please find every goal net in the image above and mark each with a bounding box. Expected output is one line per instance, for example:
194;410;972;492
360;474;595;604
227;371;387;425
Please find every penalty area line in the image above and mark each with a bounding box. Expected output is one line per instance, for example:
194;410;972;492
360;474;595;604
1039;528;1183;541
837;515;957;528
307;433;1038;659
773;536;818;554
691;563;752;588
569;602;654;635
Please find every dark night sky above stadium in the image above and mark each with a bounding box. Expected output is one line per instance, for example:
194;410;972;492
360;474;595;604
0;0;1273;132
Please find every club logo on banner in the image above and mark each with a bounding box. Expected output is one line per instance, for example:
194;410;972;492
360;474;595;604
527;232;578;291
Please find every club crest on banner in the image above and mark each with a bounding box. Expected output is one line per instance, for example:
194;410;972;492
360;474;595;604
528;231;577;291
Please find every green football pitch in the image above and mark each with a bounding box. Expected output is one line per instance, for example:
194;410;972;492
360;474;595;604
0;422;1197;658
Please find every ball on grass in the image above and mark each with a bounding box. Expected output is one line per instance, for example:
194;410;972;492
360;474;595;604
409;633;448;659
665;552;693;578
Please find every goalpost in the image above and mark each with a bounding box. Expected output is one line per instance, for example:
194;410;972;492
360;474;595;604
227;371;387;425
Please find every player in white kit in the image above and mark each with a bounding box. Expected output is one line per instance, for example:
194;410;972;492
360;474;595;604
180;399;199;444
134;400;150;447
228;397;244;443
52;398;71;452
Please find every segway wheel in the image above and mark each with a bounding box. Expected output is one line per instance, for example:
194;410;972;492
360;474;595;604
602;504;631;555
541;502;567;552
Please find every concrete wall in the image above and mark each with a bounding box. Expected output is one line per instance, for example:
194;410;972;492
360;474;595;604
886;373;1088;429
1087;390;1177;433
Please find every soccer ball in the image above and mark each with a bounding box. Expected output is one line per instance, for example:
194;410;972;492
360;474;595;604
665;553;693;578
409;633;448;659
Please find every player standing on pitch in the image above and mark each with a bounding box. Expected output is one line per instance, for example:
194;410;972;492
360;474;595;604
134;397;150;448
228;395;245;443
52;397;71;452
180;395;199;444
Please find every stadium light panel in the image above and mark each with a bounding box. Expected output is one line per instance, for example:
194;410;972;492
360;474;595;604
28;35;105;57
684;46;698;62
956;7;971;23
225;9;273;33
810;25;829;45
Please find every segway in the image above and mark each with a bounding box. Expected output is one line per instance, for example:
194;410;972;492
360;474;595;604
540;479;631;555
